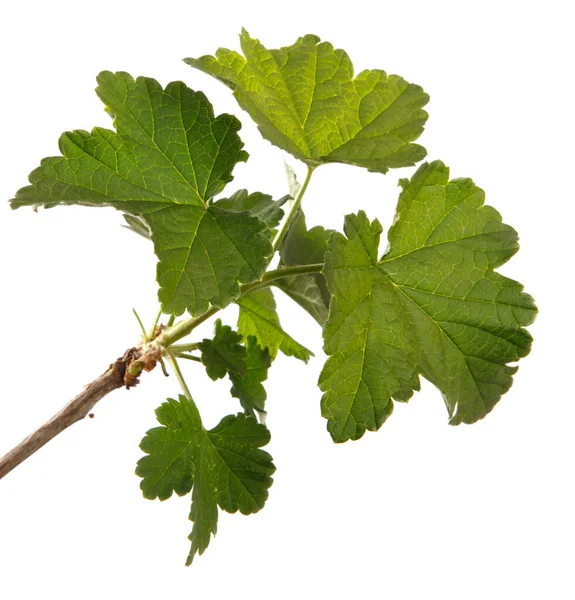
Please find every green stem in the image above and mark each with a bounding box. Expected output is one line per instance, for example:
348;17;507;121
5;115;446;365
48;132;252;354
271;164;315;253
172;352;202;363
239;262;324;296
132;308;148;342
171;342;201;352
165;350;194;401
159;306;220;348
157;262;323;348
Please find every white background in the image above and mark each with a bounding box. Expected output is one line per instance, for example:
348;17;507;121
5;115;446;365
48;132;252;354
0;1;573;598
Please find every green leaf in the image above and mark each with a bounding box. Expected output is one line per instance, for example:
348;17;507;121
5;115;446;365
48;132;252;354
198;319;247;380
11;71;273;316
136;395;275;565
237;288;312;362
185;30;429;173
229;337;272;417
276;209;332;325
150;205;271;316
319;161;537;442
212;189;288;232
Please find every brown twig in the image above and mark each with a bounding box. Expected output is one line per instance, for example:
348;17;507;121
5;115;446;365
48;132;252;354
0;351;133;480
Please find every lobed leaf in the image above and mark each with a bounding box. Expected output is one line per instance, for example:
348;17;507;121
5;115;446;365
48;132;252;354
198;319;247;381
320;161;537;442
136;395;275;565
11;71;272;316
186;30;429;173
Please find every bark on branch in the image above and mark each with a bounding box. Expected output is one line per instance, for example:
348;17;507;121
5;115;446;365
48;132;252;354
0;349;147;480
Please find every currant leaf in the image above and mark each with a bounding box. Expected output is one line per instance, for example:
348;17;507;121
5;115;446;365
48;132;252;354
186;30;429;173
198;319;247;381
11;71;272;316
136;395;275;565
319;161;537;442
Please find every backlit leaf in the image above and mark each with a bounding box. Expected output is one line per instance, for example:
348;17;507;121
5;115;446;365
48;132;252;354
186;30;429;173
319;161;537;442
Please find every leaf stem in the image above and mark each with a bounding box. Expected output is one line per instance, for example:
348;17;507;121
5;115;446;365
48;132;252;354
239;262;324;296
159;306;220;349
271;164;315;253
171;342;201;352
157;262;323;348
164;350;194;401
172;352;202;363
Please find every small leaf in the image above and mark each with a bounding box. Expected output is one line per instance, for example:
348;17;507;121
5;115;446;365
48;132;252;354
136;395;275;565
276;209;332;325
229;337;272;417
11;72;272;316
319;161;537;442
212;190;288;233
186;30;429;173
237;288;312;362
198;319;247;381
